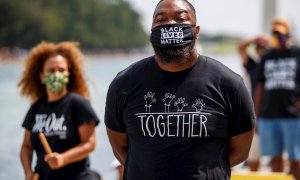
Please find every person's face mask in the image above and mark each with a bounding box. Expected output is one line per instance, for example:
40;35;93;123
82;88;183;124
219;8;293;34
272;31;289;49
43;72;69;93
150;24;196;48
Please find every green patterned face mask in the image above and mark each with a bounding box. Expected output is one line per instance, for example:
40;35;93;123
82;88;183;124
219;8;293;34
43;72;69;93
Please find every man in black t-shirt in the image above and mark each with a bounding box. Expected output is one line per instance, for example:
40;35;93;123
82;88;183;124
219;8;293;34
254;17;300;179
105;1;255;179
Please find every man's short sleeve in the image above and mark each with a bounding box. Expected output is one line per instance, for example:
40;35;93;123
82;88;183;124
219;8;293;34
228;77;256;136
104;77;126;133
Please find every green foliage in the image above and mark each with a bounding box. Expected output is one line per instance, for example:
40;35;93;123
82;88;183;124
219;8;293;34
0;0;148;49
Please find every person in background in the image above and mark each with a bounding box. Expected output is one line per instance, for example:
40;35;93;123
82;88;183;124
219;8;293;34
105;0;255;179
254;17;300;180
238;35;270;171
18;42;100;180
238;35;270;94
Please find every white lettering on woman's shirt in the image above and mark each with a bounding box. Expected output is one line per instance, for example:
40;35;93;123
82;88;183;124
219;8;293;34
32;113;67;139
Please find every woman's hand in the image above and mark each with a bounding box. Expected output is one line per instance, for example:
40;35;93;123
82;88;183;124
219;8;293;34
43;122;97;170
25;171;34;180
44;152;65;169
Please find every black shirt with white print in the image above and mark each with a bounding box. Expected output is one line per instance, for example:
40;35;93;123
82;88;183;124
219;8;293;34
22;92;100;180
256;46;300;118
105;55;255;180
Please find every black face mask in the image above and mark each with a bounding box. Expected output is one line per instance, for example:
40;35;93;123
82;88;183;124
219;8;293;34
150;24;196;48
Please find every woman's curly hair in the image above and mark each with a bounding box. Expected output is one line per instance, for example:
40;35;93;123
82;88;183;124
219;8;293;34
18;41;89;102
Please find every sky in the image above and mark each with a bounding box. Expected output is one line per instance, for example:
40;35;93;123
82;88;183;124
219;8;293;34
126;0;300;40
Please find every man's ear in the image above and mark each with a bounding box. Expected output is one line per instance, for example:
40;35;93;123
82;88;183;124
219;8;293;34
195;25;200;39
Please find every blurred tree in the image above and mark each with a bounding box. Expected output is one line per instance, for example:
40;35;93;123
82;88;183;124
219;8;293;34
0;0;148;49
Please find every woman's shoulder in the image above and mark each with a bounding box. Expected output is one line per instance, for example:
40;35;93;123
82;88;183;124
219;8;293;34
68;92;88;102
30;97;46;108
67;93;94;112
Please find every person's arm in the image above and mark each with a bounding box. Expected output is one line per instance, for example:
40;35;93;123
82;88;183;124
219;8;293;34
106;128;128;165
44;122;97;169
20;130;35;180
253;82;265;118
228;128;254;167
238;35;270;65
238;37;257;65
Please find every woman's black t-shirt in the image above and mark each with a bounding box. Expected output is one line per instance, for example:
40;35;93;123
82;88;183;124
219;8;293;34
105;55;255;180
22;92;100;180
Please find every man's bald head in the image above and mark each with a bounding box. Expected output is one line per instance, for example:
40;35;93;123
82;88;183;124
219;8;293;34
153;0;197;22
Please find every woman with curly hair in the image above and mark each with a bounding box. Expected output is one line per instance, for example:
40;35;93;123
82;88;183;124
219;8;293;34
18;41;100;180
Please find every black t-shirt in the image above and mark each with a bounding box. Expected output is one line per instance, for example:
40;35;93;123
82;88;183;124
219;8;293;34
243;56;259;95
256;47;300;118
105;55;255;180
22;92;100;180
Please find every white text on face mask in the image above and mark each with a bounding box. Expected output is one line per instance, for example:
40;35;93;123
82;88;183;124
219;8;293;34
161;38;184;45
161;27;183;33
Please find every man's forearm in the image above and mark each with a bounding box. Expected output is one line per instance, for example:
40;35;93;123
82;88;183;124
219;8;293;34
229;148;249;167
228;129;254;167
113;147;128;165
106;128;129;165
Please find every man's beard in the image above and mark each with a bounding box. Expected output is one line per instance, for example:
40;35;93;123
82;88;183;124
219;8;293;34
152;40;196;64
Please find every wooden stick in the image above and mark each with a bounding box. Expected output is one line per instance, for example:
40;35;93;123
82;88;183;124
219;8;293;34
32;132;52;180
38;132;52;154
